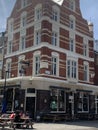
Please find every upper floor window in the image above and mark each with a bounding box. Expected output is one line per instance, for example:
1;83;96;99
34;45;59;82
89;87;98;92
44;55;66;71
69;15;75;30
6;61;11;78
67;60;77;79
69;38;75;52
21;0;27;8
84;64;88;81
8;18;13;33
83;44;88;56
83;38;88;57
18;55;25;76
51;56;57;75
69;0;75;11
51;32;58;46
35;56;40;75
35;4;42;21
35;30;41;45
8;41;12;54
20;36;26;50
52;6;60;22
21;12;27;28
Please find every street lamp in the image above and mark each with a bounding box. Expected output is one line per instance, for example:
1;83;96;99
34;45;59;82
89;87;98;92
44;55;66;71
2;70;10;113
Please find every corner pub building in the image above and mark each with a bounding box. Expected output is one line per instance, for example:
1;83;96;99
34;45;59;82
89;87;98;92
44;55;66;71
0;0;98;120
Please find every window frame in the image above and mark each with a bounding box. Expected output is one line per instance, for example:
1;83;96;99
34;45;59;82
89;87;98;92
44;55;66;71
78;92;89;113
67;60;77;79
20;36;26;50
51;31;58;46
50;88;66;112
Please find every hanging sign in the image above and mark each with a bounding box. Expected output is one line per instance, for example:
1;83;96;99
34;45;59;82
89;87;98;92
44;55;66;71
52;0;64;5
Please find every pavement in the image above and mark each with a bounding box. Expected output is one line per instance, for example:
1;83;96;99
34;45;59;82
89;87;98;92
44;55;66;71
33;121;98;130
1;120;98;130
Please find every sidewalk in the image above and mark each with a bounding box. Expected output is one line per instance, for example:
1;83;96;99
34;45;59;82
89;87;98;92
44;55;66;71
1;120;98;130
33;121;98;130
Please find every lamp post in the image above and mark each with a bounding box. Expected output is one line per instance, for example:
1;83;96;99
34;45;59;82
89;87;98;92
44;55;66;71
2;70;10;113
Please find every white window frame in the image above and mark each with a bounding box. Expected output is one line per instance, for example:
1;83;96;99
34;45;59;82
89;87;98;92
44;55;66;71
51;31;58;46
51;52;59;76
67;59;77;80
52;5;60;22
18;55;25;76
21;12;27;28
8;41;12;54
33;51;41;76
34;4;42;21
20;36;26;50
21;0;27;8
8;18;13;33
69;15;75;30
35;30;41;45
83;38;88;57
69;38;75;52
6;59;12;78
83;61;89;82
69;0;75;11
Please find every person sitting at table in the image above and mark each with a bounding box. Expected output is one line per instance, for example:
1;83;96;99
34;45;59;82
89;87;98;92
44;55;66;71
14;110;23;128
10;112;15;119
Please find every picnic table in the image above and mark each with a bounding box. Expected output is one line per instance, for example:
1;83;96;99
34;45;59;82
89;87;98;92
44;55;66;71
0;115;34;130
12;116;34;129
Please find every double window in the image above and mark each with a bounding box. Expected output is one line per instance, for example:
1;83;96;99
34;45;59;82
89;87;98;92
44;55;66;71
50;89;65;112
78;92;89;112
67;60;77;79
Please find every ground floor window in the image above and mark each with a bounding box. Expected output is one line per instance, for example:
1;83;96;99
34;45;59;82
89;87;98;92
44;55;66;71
50;88;65;112
95;95;98;114
78;92;89;112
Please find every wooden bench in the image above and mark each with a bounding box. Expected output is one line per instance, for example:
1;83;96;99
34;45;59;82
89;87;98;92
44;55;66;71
43;114;67;122
0;121;11;129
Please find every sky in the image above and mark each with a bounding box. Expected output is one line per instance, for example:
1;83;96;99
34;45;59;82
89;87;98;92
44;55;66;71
0;0;97;39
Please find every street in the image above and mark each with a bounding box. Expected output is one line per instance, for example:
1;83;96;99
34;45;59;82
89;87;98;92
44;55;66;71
33;121;98;130
1;120;98;130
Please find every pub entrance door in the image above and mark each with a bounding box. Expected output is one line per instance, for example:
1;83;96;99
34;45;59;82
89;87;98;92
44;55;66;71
26;97;35;119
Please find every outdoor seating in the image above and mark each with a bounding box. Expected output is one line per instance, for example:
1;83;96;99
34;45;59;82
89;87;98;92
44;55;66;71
0;113;34;130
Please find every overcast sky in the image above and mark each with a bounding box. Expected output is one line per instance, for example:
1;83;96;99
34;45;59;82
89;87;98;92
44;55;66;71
0;0;97;39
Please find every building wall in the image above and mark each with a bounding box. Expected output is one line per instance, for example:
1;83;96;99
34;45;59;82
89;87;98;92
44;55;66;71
0;0;97;119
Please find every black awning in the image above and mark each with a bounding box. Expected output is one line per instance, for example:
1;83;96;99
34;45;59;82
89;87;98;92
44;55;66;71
0;85;20;89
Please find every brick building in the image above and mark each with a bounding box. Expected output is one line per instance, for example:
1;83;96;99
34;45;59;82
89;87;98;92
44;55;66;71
0;0;98;120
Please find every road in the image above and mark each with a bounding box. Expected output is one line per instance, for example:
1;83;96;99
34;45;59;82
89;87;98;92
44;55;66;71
33;120;98;130
1;120;98;130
